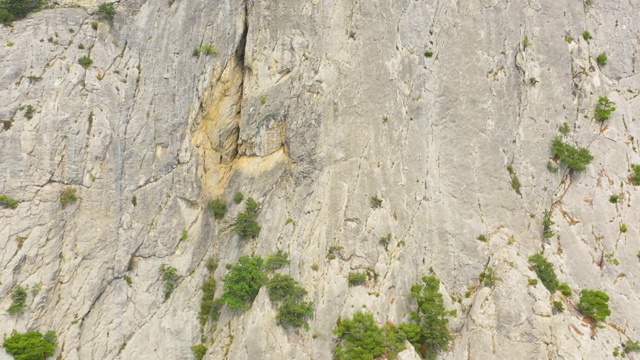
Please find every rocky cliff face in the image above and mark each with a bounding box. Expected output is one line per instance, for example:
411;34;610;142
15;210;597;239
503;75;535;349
1;1;639;359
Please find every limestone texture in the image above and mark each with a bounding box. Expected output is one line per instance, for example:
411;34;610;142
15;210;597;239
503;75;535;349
1;1;640;359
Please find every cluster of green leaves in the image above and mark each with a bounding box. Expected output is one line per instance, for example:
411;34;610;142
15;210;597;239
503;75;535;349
406;275;456;360
528;254;559;292
551;136;593;172
370;196;383;208
624;340;640;355
207;197;227;219
596;52;608;66
23;105;35;119
0;194;18;209
631;164;640;186
506;165;522;195
159;264;180;300
267;274;313;328
577;289;611;321
2;330;57;360
528;253;572;296
333;311;407;360
192;43;217;57
595;97;616;122
479;267;498;286
78;56;93;69
60;187;78;208
327;245;343;260
96;3;115;22
7;285;27;316
221;255;265;311
542;210;555;238
582;30;592;41
199;272;222;326
233;191;244;204
0;0;43;25
264;250;290;271
234;197;261;238
348;272;367;286
191;344;207;360
379;233;391;246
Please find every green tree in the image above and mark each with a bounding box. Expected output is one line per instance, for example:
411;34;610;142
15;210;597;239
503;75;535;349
221;255;265;311
2;330;57;360
266;274;306;303
276;297;314;329
159;264;180;300
264;250;290;271
595;97;616;121
551;136;593;172
96;3;115;22
407;275;455;360
577;289;611;321
0;0;43;25
207;197;227;219
7;285;28;316
528;254;559;292
333;311;406;360
234;198;261;238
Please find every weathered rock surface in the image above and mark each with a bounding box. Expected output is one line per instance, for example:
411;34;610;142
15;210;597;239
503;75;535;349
1;1;639;359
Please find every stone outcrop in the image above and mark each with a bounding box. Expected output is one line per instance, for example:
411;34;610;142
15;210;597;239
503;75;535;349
1;1;639;359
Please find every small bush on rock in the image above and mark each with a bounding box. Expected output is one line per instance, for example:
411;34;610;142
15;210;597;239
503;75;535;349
0;194;18;209
221;255;265;311
578;289;611;321
333;311;407;360
207;197;226;219
528;253;559;292
2;330;57;360
7;285;27;316
159;264;180;300
551;136;593;172
234;197;260;238
96;3;115;22
595;97;616;122
264;250;290;271
348;272;367;286
60;187;78;208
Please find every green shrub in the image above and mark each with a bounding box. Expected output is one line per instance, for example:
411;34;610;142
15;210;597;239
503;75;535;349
0;0;44;25
348;272;367;286
267;273;306;303
333;311;406;360
96;3;115;22
91;21;98;30
180;228;188;241
24;105;35;119
529;77;539;85
542;210;555;238
207;197;226;219
624;340;640;355
221;255;265;311
379;233;391;246
78;56;93;69
546;161;559;173
2;330;57;360
558;282;572;296
552;301;564;314
522;37;531;49
7;285;27;316
528;253;559;292
245;197;259;213
60;187;78;208
276;297;314;329
233;191;244;204
595;97;616;121
551;136;593;172
327;245;343;260
0;194;18;209
528;278;538;286
631;164;640;185
582;30;592;41
479;267;498;286
609;194;619;203
191;344;207;360
193;43;217;57
234;197;260;238
476;234;488;242
424;50;433;58
596;52;608;66
370;195;382;208
264;250;290;271
620;223;627;233
407;275;455;360
159;264;180;300
577;289;611;321
198;275;219;326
